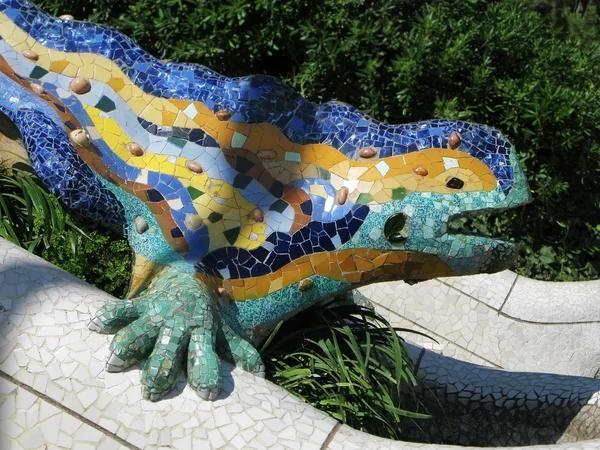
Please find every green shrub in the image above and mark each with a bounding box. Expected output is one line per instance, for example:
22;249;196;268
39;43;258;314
31;0;600;281
39;221;132;298
0;167;132;297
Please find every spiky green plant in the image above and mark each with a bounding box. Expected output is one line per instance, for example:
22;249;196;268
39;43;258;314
0;167;132;297
260;301;429;440
0;167;84;254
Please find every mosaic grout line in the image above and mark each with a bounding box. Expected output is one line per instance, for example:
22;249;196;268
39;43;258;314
498;273;519;313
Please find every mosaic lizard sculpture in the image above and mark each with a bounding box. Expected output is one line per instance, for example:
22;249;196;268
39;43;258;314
0;0;530;401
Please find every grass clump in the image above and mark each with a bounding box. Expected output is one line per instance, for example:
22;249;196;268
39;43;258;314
260;300;429;440
0;167;132;297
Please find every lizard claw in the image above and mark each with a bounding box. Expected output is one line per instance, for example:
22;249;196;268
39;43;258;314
88;268;261;401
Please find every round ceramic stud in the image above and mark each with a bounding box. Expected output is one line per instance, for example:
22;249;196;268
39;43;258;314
216;287;228;297
257;149;277;160
336;186;349;205
186;160;203;174
249;208;264;223
70;77;91;95
299;279;314;291
30;84;46;95
69;129;90;146
358;147;377;158
185;214;204;231
413;165;429;176
59;14;74;21
448;131;461;150
134;216;149;234
21;49;39;61
215;109;232;121
126;143;144;156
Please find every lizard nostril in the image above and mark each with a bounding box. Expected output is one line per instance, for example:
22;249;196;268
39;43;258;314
249;208;264;223
446;177;465;189
384;213;409;243
186;160;204;174
70;77;91;95
21;49;39;61
30;83;46;95
126;142;144;156
336;186;349;205
70;129;90;146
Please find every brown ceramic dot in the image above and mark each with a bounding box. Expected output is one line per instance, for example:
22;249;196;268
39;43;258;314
413;165;429;176
298;279;314;291
185;214;204;231
126;142;144;156
358;147;377;158
448;132;461;150
70;77;91;95
336;186;349;205
21;49;38;61
59;14;74;21
215;109;232;121
250;208;264;223
186;160;204;174
216;287;228;297
257;149;277;160
70;129;89;146
30;84;46;95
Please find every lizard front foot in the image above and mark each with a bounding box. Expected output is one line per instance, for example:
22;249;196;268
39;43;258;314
87;268;264;401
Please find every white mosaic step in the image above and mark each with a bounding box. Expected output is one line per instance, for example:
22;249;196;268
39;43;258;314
328;425;600;449
502;276;600;323
360;276;600;378
0;377;128;450
2;237;600;449
0;239;336;449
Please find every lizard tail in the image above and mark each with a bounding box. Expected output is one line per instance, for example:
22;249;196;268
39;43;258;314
0;71;128;234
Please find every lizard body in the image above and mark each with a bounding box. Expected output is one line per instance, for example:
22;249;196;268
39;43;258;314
0;0;531;400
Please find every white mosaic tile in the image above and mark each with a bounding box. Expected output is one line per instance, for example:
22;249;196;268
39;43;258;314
0;240;336;450
437;270;517;310
502;275;600;323
0;377;128;450
3;238;600;449
374;305;497;369
328;424;600;450
359;279;600;378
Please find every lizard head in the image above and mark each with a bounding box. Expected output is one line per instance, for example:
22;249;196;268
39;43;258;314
331;119;532;282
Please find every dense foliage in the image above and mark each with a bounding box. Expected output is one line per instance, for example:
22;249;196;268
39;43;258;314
32;0;600;281
260;301;428;440
0;168;132;297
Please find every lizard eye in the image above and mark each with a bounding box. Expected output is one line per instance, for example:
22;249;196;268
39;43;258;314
446;177;464;190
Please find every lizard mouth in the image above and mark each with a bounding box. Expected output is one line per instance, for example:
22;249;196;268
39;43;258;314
383;211;519;274
383;212;508;243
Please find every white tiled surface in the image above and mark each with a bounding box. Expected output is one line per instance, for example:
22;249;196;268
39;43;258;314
0;240;336;449
360;276;600;378
438;270;518;310
2;238;600;449
502;276;600;323
0;377;128;449
329;424;600;449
